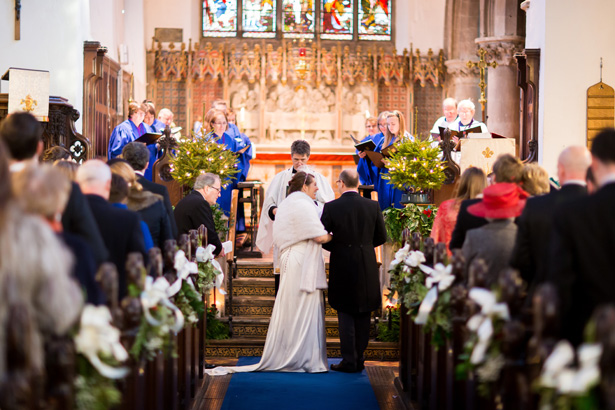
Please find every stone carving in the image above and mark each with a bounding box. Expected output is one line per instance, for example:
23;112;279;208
475;36;525;66
444;59;480;79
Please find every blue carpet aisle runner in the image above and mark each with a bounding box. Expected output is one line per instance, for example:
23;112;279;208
220;357;380;410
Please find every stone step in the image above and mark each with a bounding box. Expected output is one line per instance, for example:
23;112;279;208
236;261;274;278
228;316;379;339
230;295;338;317
232;277;275;297
205;337;399;361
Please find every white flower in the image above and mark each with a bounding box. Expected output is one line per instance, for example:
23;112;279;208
188;313;198;323
390;244;410;269
404;250;426;268
196;245;217;263
421;263;454;291
145;337;163;351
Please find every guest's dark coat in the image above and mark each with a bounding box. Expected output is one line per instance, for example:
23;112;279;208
174;190;222;255
62;182;109;266
548;182;615;346
321;192;387;313
129;195;173;248
137;175;178;238
59;232;105;305
511;183;587;288
449;198;487;250
85;194;147;299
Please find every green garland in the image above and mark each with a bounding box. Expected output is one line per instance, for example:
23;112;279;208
206;306;229;340
388;247;428;312
174;282;205;327
74;355;122;410
211;203;229;240
170;131;240;189
383;137;447;193
383;205;438;248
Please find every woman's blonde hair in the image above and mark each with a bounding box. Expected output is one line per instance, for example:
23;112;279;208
454;167;487;203
109;160;163;210
521;163;550;196
383;110;408;148
53;159;79;181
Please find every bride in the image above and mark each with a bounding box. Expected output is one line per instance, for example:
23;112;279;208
206;171;332;375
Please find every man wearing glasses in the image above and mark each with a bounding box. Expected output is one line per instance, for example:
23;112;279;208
174;173;224;256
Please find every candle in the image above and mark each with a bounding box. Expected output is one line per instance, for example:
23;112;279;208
239;107;246;123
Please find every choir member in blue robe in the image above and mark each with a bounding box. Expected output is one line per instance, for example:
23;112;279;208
374;110;414;210
356;116;384;186
138;104;174;181
107;101;147;160
227;109;253;232
204;108;239;217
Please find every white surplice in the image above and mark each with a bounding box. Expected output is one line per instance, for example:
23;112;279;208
206;192;328;375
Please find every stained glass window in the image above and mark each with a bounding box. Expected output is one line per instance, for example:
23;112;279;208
203;0;238;37
358;0;392;41
243;0;277;38
282;0;315;38
321;0;353;40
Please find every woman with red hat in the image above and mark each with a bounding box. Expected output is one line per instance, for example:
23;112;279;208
461;183;529;285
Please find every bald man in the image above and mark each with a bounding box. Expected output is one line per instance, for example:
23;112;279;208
510;146;591;295
321;169;387;373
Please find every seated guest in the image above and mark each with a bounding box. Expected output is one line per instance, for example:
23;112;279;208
430;97;458;140
122;142;177;237
449;99;489;135
548;129;615;346
462;183;528;286
520;163;550;196
0;141;83;381
0;112;108;266
109;160;172;248
431;167;487;255
109;173;154;251
356;116;384;186
174;173;224;256
512;146;590;296
41;145;71;163
449;153;524;250
12;163;103;305
76;159;147;298
53;159;79;181
108;101;147;160
374;110;413;210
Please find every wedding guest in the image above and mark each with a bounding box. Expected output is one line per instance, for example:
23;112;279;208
449;99;489;135
322;169;387;373
430;97;458;140
174;173;224;256
374;110;413;210
108;101;148;159
356;116;384;186
77;159;147;298
512;146;590;296
227;107;253;233
520;163;550;196
41;145;71;163
12;163;103;305
122;142;177;238
0;141;83;381
431;167;487;254
0;112;108;266
548;129;615;345
586;166;597;194
255;140;335;294
136;101;165;181
206;171;332;376
109;159;172;248
449;154;524;250
462;183;528;285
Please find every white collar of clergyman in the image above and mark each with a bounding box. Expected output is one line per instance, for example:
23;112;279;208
9;161;26;172
562;180;587;187
600;173;615;187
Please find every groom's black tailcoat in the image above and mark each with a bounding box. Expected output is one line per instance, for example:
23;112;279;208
321;191;387;313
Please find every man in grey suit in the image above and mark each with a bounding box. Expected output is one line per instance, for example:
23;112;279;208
321;169;387;373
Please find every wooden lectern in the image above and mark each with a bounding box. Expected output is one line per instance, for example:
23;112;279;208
459;134;516;176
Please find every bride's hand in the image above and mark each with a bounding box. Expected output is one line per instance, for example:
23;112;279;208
313;233;332;244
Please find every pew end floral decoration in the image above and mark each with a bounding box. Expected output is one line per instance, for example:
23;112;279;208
383;205;438;249
170;249;205;326
131;276;185;361
388;245;428;312
170;130;240;189
455;287;511;397
383;136;447;194
74;305;129;410
196;244;226;296
536;339;602;408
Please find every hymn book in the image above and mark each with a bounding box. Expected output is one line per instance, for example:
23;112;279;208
365;144;397;169
134;132;163;145
350;134;377;152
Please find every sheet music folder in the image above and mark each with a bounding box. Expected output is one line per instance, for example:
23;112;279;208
350;134;377;152
237;144;251;155
134;132;163;145
365;145;397;169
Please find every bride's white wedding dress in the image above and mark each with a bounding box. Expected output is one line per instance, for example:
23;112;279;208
206;191;328;375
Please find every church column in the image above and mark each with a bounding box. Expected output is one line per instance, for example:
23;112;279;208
475;36;525;145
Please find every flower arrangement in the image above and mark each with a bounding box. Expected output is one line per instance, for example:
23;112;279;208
195;244;226;296
383;136;447;193
130;276;185;361
414;263;455;348
456;288;511;397
206;305;230;340
169;130;240;189
170;250;205;326
383;204;438;248
388;245;428;311
74;305;129;410
536;340;602;409
376;304;401;342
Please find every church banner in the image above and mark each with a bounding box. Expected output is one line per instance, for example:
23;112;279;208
459;138;516;176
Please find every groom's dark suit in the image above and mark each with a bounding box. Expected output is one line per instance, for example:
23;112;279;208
321;191;387;371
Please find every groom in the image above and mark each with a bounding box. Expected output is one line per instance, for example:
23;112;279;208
321;169;387;372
